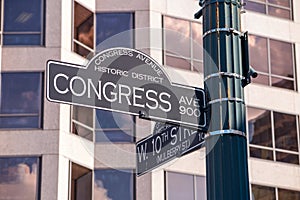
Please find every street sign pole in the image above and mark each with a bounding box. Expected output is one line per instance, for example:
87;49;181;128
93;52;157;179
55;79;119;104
195;0;256;199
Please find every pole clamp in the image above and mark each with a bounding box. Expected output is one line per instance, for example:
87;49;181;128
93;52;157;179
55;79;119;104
204;72;245;81
208;129;246;137
199;0;243;7
203;28;242;38
208;97;244;105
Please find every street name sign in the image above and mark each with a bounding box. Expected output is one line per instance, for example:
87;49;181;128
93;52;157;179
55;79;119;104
136;124;205;176
46;47;207;130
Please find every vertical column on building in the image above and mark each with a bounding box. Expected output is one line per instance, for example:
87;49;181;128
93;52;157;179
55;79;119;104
200;0;250;199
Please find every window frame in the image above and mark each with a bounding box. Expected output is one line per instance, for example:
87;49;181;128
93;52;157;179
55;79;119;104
0;0;45;46
247;107;300;165
0;71;44;130
162;15;203;73
246;0;294;20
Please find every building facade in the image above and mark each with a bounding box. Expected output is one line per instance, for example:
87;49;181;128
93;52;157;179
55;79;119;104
0;0;299;199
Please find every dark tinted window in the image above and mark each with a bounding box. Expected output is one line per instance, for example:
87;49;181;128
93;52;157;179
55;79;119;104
252;185;276;200
278;188;300;199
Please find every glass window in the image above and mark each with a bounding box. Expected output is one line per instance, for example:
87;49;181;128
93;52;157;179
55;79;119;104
278;188;300;199
167;172;194;200
0;157;40;200
96;13;134;49
250;147;273;160
246;1;267;14
273;112;298;152
70;163;92;200
166;172;206;200
163;16;203;72
252;185;300;200
195;176;206;200
164;17;190;58
3;0;45;45
249;36;268;73
73;106;93;128
247;107;299;165
245;0;293;20
73;2;94;57
276;151;299;164
94;169;134;200
95;110;134;143
71;106;135;143
248;108;272;147
72;2;134;57
0;72;43;129
72;106;94;141
249;35;295;90
251;185;276;200
270;39;293;78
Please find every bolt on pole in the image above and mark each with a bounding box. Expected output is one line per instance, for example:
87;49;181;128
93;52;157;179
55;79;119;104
195;0;256;199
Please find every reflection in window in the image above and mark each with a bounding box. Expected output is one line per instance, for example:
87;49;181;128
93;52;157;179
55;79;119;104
73;2;134;57
276;151;299;164
248;108;272;147
273;112;298;152
163;16;203;72
0;72;43;129
94;169;134;200
73;2;94;57
247;107;299;165
252;184;276;200
245;0;293;20
0;157;40;200
278;188;300;199
71;106;135;143
96;13;134;50
250;147;273;161
3;0;45;45
248;35;295;90
95;110;134;142
166;171;206;200
252;184;300;200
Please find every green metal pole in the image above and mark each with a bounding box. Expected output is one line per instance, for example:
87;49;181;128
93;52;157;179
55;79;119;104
195;0;252;199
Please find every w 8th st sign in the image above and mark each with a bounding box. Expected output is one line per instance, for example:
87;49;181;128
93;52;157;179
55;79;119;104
47;47;207;130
